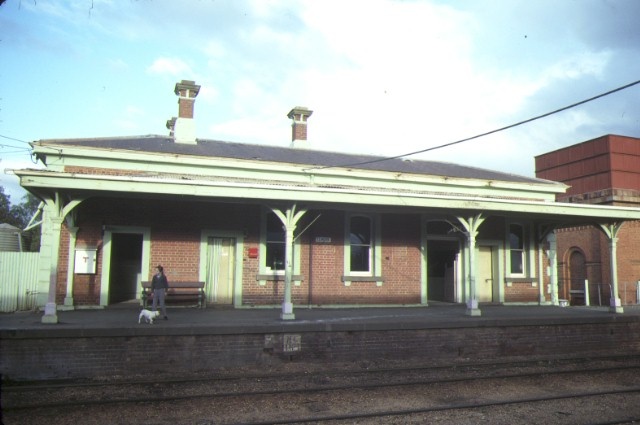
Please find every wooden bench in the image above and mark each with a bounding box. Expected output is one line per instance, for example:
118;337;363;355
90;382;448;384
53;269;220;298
141;281;206;308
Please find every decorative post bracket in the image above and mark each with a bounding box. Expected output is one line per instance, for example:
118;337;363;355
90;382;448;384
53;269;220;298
272;204;307;320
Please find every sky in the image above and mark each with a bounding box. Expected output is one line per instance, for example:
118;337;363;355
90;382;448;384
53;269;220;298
1;0;640;203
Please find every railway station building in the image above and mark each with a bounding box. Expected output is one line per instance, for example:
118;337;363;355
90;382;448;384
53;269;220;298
536;135;640;306
14;80;640;323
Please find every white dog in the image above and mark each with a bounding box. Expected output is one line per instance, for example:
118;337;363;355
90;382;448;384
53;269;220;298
138;309;160;324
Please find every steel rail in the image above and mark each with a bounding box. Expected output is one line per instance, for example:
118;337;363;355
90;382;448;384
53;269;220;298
236;388;640;425
5;363;640;411
5;353;640;392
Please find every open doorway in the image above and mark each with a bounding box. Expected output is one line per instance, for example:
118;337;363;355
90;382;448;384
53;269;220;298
427;239;460;302
567;249;587;306
108;233;143;304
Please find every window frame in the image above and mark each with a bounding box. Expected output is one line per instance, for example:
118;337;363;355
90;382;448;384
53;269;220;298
258;209;302;285
264;212;286;274
343;213;382;285
506;221;534;278
348;215;373;275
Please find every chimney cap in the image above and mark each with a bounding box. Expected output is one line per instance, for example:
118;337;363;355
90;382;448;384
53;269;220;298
174;80;201;96
287;106;313;121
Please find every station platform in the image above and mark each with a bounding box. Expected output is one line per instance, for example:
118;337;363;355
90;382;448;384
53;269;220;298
2;303;640;382
2;302;640;337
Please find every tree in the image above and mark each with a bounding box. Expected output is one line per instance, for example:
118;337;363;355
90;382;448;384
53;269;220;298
12;193;41;251
0;186;19;226
0;186;41;251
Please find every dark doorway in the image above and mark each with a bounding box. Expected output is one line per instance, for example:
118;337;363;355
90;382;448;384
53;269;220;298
427;240;459;302
568;250;587;306
109;233;143;304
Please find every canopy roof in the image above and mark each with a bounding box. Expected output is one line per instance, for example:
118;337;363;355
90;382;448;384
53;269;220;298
15;135;640;227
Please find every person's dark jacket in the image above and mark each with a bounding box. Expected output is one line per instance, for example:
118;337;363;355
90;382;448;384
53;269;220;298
151;273;169;290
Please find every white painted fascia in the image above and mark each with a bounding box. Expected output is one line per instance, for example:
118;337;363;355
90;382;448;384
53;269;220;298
15;170;640;222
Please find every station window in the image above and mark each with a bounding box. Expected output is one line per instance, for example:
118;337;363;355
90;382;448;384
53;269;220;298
265;212;285;272
349;215;372;273
508;223;525;276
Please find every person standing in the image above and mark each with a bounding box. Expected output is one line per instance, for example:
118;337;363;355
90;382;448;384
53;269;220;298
151;265;169;320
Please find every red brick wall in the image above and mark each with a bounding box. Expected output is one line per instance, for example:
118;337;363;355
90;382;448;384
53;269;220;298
55;198;260;306
536;135;640;305
55;201;425;307
53;196;580;307
4;319;640;381
555;223;639;305
178;98;195;119
380;214;422;303
535;135;640;197
242;212;423;306
617;220;640;304
301;211;345;305
504;282;540;302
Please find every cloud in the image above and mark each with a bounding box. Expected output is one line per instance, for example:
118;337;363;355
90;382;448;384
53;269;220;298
210;116;283;145
147;57;193;76
276;1;524;156
107;58;129;72
543;51;612;82
4;0;640;184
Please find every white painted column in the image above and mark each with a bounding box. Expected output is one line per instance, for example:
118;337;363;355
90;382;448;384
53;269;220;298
273;204;307;320
599;223;624;314
62;226;79;310
467;232;479;316
40;194;84;324
546;232;559;306
584;279;590;306
457;214;485;317
608;236;622;313
41;216;63;324
282;225;295;319
538;244;544;304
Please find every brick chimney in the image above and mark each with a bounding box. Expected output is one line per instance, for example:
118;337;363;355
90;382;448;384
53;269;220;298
172;80;200;144
287;106;313;149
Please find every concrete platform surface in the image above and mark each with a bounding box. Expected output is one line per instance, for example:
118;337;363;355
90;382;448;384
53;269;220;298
2;303;640;337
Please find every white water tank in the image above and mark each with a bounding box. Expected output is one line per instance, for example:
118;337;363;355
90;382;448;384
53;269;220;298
0;223;22;251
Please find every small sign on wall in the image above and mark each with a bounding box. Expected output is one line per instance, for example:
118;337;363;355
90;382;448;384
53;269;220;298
283;334;301;352
74;248;97;274
315;236;331;243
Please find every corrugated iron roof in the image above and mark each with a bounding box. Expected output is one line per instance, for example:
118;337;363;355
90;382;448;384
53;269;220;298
37;135;557;185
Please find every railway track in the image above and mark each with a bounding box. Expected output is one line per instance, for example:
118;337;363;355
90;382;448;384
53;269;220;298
4;355;640;424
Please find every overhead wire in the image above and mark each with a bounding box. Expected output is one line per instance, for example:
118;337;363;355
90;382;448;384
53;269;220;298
0;134;30;145
303;78;640;172
0;143;31;151
0;149;31;155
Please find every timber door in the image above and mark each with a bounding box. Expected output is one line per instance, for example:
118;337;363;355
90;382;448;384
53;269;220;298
477;246;495;303
205;237;235;305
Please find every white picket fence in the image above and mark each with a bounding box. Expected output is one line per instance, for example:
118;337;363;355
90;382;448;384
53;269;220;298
0;252;40;312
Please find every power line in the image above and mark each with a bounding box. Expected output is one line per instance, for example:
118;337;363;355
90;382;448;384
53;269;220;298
0;134;30;145
0;149;31;154
304;78;640;171
0;143;31;151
